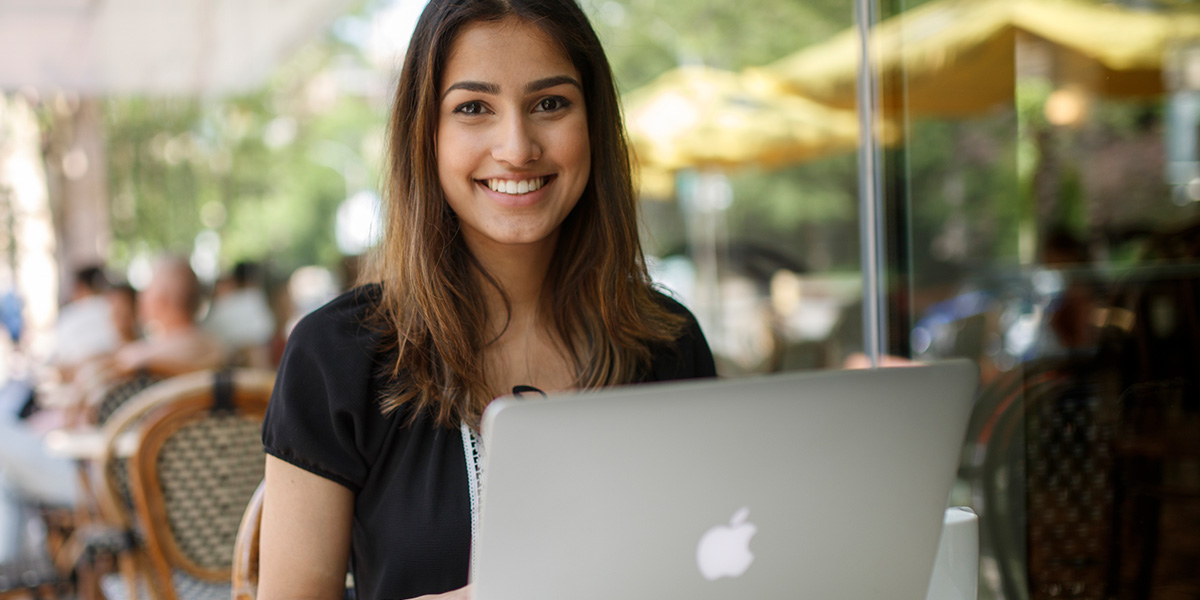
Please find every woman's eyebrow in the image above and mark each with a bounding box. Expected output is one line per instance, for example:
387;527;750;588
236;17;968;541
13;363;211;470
442;76;581;99
525;75;581;94
444;80;499;96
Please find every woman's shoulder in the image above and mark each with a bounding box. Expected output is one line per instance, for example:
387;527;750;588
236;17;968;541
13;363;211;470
287;284;383;351
265;284;397;491
274;284;387;410
650;288;693;318
645;287;717;381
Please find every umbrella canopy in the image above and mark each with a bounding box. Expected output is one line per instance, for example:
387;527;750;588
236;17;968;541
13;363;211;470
623;65;887;173
0;0;355;95
756;0;1200;117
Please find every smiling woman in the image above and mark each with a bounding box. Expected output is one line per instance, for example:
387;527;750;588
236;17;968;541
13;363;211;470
436;18;591;252
255;1;716;599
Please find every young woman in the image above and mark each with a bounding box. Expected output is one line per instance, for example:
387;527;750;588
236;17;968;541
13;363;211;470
258;1;716;598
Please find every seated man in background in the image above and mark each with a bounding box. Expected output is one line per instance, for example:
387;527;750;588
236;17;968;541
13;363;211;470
0;256;225;567
109;256;226;376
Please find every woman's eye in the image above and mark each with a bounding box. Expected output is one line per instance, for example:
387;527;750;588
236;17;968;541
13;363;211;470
536;97;571;112
454;101;487;115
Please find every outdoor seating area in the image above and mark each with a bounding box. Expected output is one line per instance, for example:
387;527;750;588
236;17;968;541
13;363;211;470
1;0;1199;598
0;368;273;600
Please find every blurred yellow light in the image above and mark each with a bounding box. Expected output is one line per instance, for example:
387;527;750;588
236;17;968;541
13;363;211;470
1044;87;1088;126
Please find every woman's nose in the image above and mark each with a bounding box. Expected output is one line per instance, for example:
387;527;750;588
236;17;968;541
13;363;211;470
491;114;541;166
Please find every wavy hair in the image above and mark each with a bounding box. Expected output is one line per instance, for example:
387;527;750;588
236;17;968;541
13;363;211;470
366;0;684;427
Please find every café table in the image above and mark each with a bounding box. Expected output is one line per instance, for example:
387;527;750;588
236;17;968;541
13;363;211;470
42;426;139;460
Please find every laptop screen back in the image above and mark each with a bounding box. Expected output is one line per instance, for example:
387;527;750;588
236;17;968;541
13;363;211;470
474;360;978;600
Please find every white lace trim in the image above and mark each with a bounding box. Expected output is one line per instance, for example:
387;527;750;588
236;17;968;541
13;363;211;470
460;421;486;578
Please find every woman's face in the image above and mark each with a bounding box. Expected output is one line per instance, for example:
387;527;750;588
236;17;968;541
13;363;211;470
437;18;590;253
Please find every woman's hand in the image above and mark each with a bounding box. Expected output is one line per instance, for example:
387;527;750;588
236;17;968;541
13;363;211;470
414;584;474;599
842;352;919;369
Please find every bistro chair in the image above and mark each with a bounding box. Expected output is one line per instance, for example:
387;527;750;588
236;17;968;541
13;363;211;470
60;368;182;599
963;356;1118;600
77;367;167;521
91;368;273;600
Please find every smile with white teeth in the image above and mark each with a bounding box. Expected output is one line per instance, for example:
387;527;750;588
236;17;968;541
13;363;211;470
486;177;546;195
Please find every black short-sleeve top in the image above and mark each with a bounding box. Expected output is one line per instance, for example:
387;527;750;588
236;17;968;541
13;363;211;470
262;284;716;600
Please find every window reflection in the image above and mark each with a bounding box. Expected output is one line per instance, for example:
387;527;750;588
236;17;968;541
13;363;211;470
871;1;1200;599
592;0;867;375
600;0;1200;597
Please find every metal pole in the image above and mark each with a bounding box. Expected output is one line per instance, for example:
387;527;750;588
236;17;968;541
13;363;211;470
854;0;888;368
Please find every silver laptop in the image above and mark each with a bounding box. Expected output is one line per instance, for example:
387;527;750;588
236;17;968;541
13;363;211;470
473;360;978;600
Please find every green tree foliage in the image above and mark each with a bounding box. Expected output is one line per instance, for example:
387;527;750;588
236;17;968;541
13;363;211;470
583;0;853;93
96;0;1173;285
102;22;385;279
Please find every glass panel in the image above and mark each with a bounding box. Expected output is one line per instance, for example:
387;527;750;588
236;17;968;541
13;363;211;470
881;0;1200;598
588;0;864;376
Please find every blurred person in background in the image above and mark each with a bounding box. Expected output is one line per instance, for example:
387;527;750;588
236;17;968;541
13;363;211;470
0;264;117;566
1037;228;1099;358
105;282;140;347
1;265;129;446
48;265;123;378
203;261;276;369
265;275;294;367
109;255;225;375
0;256;224;566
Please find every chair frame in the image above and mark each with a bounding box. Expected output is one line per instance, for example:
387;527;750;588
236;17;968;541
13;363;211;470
87;369;273;600
231;481;264;600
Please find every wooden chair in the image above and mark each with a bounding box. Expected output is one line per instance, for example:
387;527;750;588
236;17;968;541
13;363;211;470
91;369;274;600
231;481;264;600
76;369;167;520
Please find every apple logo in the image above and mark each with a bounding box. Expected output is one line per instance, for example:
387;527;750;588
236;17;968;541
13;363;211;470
696;506;757;581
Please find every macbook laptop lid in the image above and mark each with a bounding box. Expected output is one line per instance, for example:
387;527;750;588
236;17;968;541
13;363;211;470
474;359;978;600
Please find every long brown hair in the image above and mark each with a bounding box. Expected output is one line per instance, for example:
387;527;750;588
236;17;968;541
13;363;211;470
367;0;684;427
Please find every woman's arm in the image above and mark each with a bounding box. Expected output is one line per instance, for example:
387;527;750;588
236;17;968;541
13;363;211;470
259;455;475;600
258;455;354;600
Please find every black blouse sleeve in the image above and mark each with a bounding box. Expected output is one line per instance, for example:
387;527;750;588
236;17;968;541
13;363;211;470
262;287;385;493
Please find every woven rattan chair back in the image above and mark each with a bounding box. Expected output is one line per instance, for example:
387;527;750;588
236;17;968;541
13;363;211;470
124;369;273;600
91;371;167;426
84;371;168;533
231;481;264;600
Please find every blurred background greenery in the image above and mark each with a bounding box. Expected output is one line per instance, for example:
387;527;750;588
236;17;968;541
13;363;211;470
7;0;1184;365
25;0;874;284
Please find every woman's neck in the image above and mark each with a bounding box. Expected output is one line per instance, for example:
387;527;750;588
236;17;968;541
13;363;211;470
464;231;578;394
464;231;558;331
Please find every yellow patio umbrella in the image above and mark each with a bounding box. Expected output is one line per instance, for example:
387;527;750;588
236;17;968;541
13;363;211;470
755;0;1200;117
623;65;889;175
